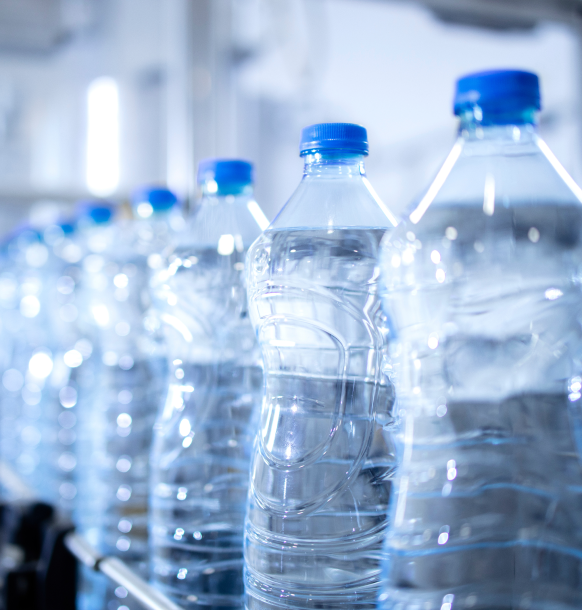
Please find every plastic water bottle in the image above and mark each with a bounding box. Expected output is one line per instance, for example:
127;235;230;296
73;199;118;523
0;226;32;497
75;190;177;610
0;240;16;502
0;225;52;501
70;200;119;610
378;70;582;610
34;217;87;514
244;124;398;610
69;202;118;520
150;160;268;609
0;219;82;509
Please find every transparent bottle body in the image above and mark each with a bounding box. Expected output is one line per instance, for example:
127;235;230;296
0;241;49;500
244;154;397;610
149;191;264;610
379;117;582;609
0;253;20;502
0;228;85;513
75;215;172;610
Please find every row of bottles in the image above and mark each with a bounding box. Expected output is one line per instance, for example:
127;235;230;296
0;67;581;610
75;190;179;610
0;218;84;511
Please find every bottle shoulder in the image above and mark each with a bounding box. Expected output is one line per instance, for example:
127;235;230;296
269;175;397;232
405;136;582;226
172;199;265;250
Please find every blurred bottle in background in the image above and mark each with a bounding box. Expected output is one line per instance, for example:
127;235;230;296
0;214;87;512
0;225;53;503
75;189;178;610
149;159;267;610
72;200;119;610
71;200;118;524
32;217;87;515
244;124;398;610
379;70;582;609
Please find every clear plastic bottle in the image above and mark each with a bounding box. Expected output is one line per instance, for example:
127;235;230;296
75;191;177;610
70;202;118;520
0;219;82;509
0;225;52;501
0;240;17;501
150;159;268;609
34;217;87;514
244;124;398;610
72;200;121;610
379;70;582;610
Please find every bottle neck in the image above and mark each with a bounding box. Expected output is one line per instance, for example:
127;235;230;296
200;181;253;197
132;203;177;220
302;152;367;178
458;106;538;143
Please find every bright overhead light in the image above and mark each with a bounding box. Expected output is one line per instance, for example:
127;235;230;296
86;77;120;196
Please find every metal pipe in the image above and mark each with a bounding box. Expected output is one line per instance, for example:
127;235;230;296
63;530;100;570
64;532;182;610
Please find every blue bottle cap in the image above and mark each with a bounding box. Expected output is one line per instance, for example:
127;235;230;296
132;186;178;212
299;123;368;156
454;69;541;116
197;159;254;188
59;221;75;235
76;200;115;224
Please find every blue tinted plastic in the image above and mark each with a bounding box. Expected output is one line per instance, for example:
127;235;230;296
197;158;254;193
74;206;175;610
149;175;267;609
244;131;397;609
454;69;540;124
299;122;369;156
379;70;582;610
59;222;75;234
0;216;83;515
76;200;115;224
132;186;178;212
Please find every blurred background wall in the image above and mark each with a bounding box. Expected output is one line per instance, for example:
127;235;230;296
0;0;579;227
